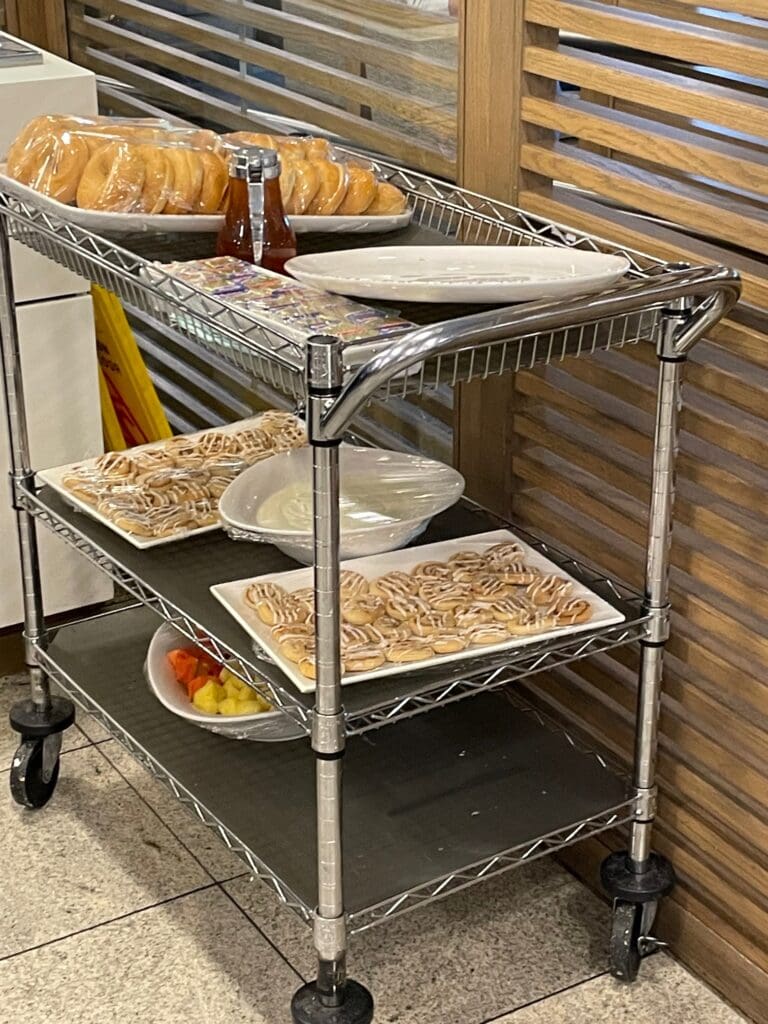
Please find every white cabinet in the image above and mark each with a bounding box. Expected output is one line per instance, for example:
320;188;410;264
0;39;112;626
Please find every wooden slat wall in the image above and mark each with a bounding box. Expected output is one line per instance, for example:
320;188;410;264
66;0;458;176
458;3;768;1019
5;0;69;55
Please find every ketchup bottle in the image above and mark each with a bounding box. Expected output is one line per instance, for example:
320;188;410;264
216;147;297;274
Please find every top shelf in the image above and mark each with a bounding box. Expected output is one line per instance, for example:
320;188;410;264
0;157;740;419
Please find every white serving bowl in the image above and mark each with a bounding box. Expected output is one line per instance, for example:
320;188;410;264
145;623;304;742
218;446;465;564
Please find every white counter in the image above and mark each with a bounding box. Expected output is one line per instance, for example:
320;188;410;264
0;37;111;626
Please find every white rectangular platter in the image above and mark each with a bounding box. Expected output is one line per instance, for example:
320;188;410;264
0;170;412;235
210;528;626;693
37;414;297;550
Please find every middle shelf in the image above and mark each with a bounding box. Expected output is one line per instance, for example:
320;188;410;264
41;604;635;933
23;482;649;736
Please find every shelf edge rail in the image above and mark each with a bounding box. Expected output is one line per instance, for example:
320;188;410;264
323;265;741;440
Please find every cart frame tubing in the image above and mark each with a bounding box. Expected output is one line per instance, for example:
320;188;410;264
630;291;693;871
0;214;49;710
298;270;738;1004
307;335;348;1006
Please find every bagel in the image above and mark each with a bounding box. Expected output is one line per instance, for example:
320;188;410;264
306;159;348;215
278;157;297;210
184;127;221;151
164;148;202;214
7;119;88;202
336;165;376;215
275;137;308;161
76;141;145;212
6;115;72;176
304;138;332;160
365;181;407;216
195;149;228;213
13;130;89;204
137;144;172;214
225;131;277;152
286;158;320;215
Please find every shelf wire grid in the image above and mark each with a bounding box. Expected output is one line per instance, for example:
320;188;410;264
0;170;673;404
0;187;307;399
16;482;313;729
33;642;314;926
348;798;635;933
18;480;650;738
35;634;635;936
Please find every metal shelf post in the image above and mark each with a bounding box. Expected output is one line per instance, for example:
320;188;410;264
292;336;374;1023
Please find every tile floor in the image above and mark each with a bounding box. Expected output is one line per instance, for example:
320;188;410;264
0;676;750;1024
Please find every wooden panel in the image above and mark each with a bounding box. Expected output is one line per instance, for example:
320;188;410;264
526;0;768;79
454;0;526;514
69;9;454;176
68;0;458;177
5;0;68;55
457;2;768;1018
521;95;768;193
78;0;454;140
520;142;768;255
168;0;457;90
524;45;768;140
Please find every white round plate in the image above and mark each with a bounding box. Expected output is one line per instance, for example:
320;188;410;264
145;623;304;742
0;170;411;234
285;245;631;303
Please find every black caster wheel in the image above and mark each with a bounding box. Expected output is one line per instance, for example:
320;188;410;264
291;981;374;1024
601;850;675;903
10;733;62;809
609;900;643;983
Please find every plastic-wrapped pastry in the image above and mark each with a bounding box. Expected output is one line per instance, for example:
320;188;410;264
60;411;306;542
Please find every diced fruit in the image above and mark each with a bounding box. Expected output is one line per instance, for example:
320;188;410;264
223;678;243;701
191;642;221;668
192;679;223;714
186;675;210;699
167;649;199;685
219;667;246;689
238;700;267;715
193;695;219;715
218;697;243;716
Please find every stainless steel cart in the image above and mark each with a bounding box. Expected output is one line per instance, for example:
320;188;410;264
0;160;739;1023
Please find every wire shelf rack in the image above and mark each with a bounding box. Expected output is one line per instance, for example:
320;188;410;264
19;480;649;738
0;162;686;407
34;642;314;925
37;606;636;936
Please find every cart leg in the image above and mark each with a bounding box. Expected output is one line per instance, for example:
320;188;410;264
0;215;74;808
601;299;692;979
292;338;373;1024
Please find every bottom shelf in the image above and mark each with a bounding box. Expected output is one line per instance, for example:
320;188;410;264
40;605;634;933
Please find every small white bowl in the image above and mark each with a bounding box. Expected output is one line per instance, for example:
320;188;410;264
218;446;465;564
145;623;304;742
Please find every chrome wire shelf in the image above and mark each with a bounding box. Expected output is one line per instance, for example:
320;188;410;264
34;641;314;926
349;800;635;933
0;167;708;406
38;604;634;935
0;186;307;399
19;480;649;738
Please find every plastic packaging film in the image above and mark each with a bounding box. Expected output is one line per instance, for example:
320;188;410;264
3;115;408;221
59;411;307;542
155;256;415;345
4;114;228;215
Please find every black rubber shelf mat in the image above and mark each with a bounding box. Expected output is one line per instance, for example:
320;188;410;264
46;605;630;924
31;486;645;733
